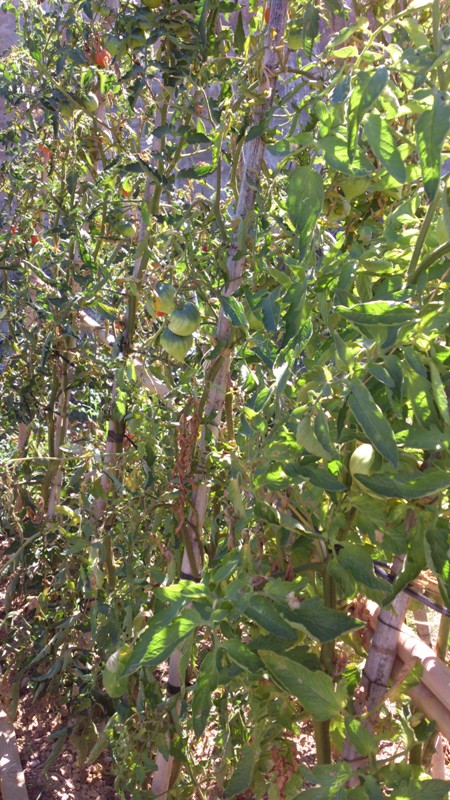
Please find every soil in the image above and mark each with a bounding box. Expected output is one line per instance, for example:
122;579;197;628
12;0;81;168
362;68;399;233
14;693;118;800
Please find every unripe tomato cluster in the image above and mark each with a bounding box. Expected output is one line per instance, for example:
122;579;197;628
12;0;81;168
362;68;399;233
148;282;201;361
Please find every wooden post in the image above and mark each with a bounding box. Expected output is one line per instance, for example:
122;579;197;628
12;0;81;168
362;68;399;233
0;708;29;800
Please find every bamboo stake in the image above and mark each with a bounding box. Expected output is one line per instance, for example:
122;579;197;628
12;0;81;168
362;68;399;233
419;608;449;774
150;3;289;797
390;658;450;743
413;607;431;647
364;600;450;714
342;581;410;771
0;708;29;800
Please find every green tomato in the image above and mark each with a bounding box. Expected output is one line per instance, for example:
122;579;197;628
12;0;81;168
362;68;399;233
82;91;99;113
160;328;193;361
154;282;176;314
287;23;303;50
349;443;376;477
168;302;201;336
111;220;137;238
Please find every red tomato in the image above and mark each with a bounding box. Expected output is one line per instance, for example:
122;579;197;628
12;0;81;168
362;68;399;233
156;311;167;317
202;244;209;252
94;47;111;68
38;143;51;160
10;225;18;235
30;234;40;246
264;5;270;23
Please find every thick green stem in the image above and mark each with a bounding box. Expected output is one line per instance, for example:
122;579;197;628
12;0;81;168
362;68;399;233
313;720;331;765
321;567;336;675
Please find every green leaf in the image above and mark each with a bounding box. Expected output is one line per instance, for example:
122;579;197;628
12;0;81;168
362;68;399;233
302;4;320;58
287;167;324;252
337;544;387;595
155;580;210;603
429;360;450;425
251;636;321;669
368;362;395;387
233;11;246;53
416;94;450;200
296;763;352;799
364;114;406;183
222;639;262;672
355;467;450;499
345;717;378;757
336;301;415;326
402;425;450;449
348;380;398;467
192;651;218;737
123;609;201;675
287;463;347;492
212;551;242;583
321;132;373;175
348;68;388;158
281;597;363;642
245;595;297;640
393;779;450;800
254;465;290;490
314;410;337;458
224;743;258;799
220;295;249;329
405;368;440;428
259;652;347;721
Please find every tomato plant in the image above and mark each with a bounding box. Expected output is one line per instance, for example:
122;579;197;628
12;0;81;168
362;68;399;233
1;0;450;798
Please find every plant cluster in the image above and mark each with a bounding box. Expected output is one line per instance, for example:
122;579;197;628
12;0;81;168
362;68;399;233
0;0;450;798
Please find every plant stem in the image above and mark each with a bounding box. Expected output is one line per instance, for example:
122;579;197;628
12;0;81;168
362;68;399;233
407;188;441;281
313;720;331;765
409;240;450;285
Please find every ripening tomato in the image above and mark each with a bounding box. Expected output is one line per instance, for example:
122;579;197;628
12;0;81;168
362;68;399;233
38;143;51;160
30;234;40;246
94;47;111;68
154;282;176;314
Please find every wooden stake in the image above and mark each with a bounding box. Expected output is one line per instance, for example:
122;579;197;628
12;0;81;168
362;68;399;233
0;708;29;800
